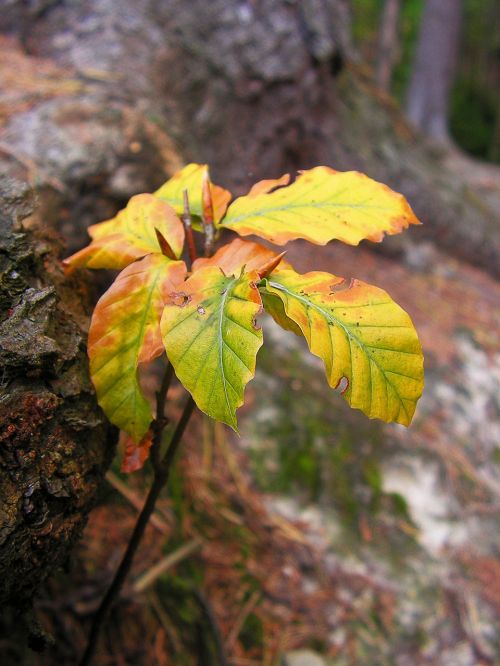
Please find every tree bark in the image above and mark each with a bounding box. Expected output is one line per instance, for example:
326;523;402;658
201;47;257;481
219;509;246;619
405;0;463;141
0;178;116;640
376;0;401;93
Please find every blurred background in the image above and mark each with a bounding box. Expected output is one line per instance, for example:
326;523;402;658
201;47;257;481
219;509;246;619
0;1;498;664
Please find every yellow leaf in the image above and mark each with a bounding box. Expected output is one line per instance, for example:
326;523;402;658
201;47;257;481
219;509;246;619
192;238;291;276
154;163;232;223
161;266;263;429
262;269;424;425
88;254;186;441
64;194;185;271
246;173;290;197
222;166;420;246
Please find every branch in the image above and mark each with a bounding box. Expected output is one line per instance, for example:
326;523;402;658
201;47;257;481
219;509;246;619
182;188;197;268
105;471;170;535
79;377;195;666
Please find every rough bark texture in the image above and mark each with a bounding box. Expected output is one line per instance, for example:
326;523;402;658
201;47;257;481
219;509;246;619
406;0;463;140
0;177;116;629
0;0;497;277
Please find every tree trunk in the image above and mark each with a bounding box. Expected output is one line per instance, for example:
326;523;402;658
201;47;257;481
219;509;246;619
0;0;497;277
405;0;463;141
0;178;116;643
376;0;401;93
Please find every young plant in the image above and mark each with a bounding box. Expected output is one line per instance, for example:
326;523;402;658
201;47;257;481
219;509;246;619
66;163;424;664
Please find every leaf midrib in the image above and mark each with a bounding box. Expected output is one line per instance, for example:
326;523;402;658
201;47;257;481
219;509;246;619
218;280;234;420
224;201;397;226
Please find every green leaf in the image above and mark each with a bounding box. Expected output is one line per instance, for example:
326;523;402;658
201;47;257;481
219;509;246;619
262;269;424;426
161;266;263;429
88;254;186;441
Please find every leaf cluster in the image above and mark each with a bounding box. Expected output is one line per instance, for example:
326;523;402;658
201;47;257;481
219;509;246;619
65;163;424;452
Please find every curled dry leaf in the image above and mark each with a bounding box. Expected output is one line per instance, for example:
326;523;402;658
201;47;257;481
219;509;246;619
121;429;154;473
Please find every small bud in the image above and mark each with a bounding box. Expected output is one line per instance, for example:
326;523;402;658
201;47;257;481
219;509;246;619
155;228;177;260
182;189;192;227
257;251;287;279
201;172;214;228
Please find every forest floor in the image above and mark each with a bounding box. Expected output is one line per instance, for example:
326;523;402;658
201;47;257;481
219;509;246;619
7;228;497;666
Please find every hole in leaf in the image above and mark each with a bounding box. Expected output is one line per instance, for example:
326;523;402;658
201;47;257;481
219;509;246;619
171;292;192;307
335;376;349;395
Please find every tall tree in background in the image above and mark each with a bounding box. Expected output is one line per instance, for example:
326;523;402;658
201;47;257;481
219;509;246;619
376;0;401;93
406;0;463;142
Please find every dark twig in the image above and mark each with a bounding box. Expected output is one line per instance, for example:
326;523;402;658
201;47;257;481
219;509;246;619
151;361;175;472
79;375;195;666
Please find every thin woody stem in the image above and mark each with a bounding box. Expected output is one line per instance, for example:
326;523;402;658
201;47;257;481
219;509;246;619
151;361;175;472
201;173;215;257
79;375;195;666
182;189;197;267
80;187;221;664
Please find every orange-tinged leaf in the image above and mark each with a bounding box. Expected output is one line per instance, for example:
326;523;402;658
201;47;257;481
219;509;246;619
85;194;184;254
221;166;420;246
246;173;290;197
161;266;263;430
121;429;154;473
64;194;185;271
262;269;424;426
192;238;292;276
155;163;232;223
89;254;187;442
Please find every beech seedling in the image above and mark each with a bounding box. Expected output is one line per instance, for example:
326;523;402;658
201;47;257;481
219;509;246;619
69;163;425;665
